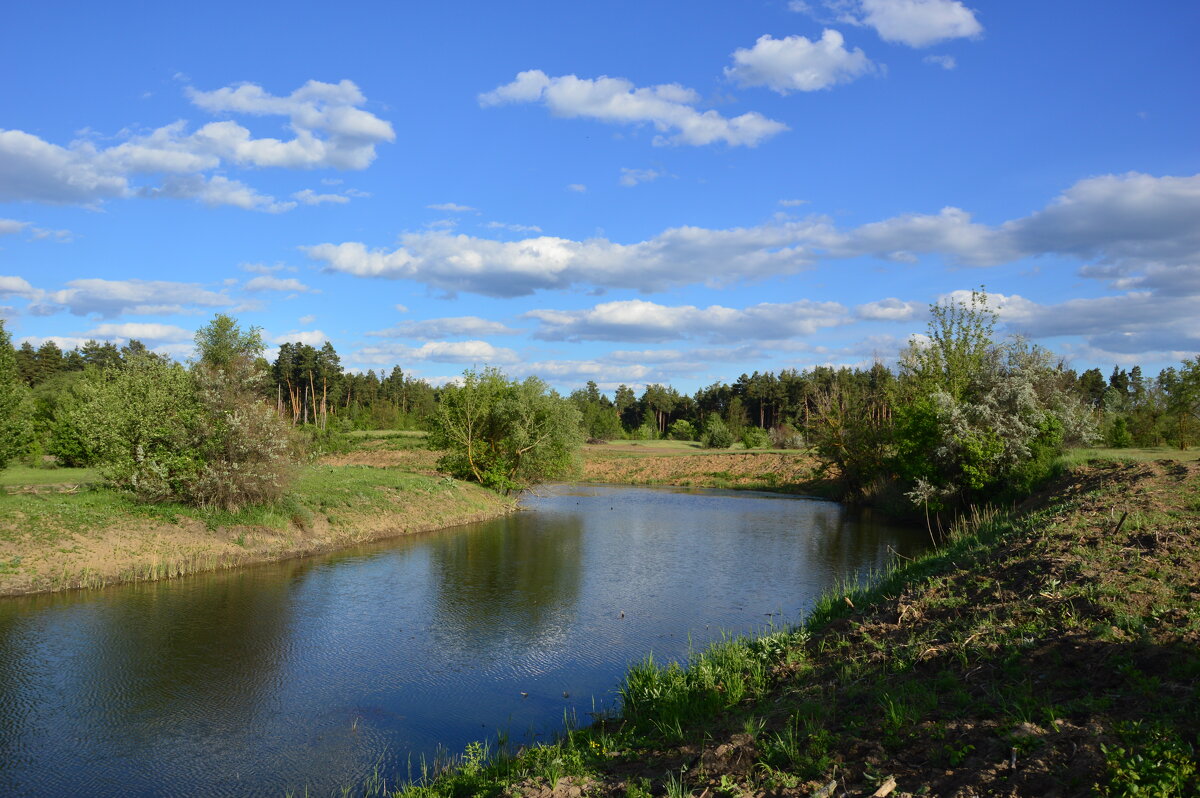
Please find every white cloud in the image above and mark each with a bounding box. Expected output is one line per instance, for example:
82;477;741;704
33;278;231;318
142;175;296;213
244;275;317;293
0;219;31;235
367;316;518;340
298;314;317;325
525;298;848;343
725;31;877;94
83;322;193;342
187;79;395;169
0;276;38;297
271;329;330;347
830;0;982;48
0;80;393;210
485;221;543;233
0;129;130;204
293;188;350;205
855;297;922;320
619;167;666;187
778;198;810;207
480;70;788;147
309;172;1200;302
305;218;825;297
354;340;519;365
566;183;587;193
427;202;477;212
923;54;957;70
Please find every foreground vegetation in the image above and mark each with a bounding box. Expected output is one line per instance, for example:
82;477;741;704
0;462;512;595
358;456;1199;797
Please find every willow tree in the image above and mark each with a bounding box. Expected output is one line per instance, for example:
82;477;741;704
428;368;582;492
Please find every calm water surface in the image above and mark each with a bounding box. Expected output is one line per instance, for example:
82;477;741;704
0;484;925;796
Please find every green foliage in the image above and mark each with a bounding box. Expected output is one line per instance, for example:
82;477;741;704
70;352;203;502
893;293;1094;509
668;419;697;441
700;413;734;449
1100;722;1197;797
740;426;770;449
66;315;296;509
0;321;33;469
1106;415;1135;448
428;368;582;492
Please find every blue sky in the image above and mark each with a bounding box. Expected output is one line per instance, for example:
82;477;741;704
2;0;1197;392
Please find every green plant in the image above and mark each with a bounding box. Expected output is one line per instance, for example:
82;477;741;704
1100;722;1197;797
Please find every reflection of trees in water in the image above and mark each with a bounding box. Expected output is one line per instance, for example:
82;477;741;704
427;513;583;651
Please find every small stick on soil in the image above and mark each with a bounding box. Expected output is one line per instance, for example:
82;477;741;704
872;776;898;797
1113;510;1128;535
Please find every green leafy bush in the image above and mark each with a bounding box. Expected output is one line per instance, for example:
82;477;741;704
741;427;770;449
428;367;582;492
701;413;734;449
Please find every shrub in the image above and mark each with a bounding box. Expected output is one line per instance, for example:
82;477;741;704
668;419;697;441
769;423;805;449
741;427;770;449
0;321;32;470
428;367;582;492
701;413;734;449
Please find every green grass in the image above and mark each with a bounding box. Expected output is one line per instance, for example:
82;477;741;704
1062;445;1200;464
0;465;101;487
0;464;477;547
361;460;1200;797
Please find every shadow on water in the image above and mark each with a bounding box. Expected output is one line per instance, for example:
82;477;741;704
0;484;927;797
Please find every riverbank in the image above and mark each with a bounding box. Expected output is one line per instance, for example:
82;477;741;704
0;462;514;597
580;440;834;496
394;456;1200;797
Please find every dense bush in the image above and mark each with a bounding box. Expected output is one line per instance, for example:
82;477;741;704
701;413;734;449
428;368;582;492
741;427;770;449
668;419;697;441
769;423;805;449
68;315;297;510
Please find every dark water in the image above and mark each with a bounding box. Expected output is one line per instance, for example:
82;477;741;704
0;484;925;797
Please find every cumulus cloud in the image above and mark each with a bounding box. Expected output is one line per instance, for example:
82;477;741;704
243;275;318;293
619;167;666;187
566;184;587;193
354;340;519;365
271;329;330;347
525;298;848;343
186;79;395;169
479;70;787;147
293;188;350;205
32;278;231;318
725;31;877;94
367;316;518;340
856;297;922;320
923;54;957;69
0;219;31;235
0;276;38;297
0;79;393;209
83;322;194;342
308;172;1200;303
305;218;825;297
822;0;983;48
142;174;296;213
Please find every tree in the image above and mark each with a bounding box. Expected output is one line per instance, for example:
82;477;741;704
0;321;33;468
188;315;296;510
428;368;582;492
894;292;1094;509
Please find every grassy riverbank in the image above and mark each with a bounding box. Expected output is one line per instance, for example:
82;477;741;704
378;456;1199;797
580;440;832;496
0;458;513;596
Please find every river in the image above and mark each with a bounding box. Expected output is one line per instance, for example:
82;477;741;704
0;484;926;796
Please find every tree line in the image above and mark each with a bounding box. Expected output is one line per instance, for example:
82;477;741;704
2;293;1199;512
